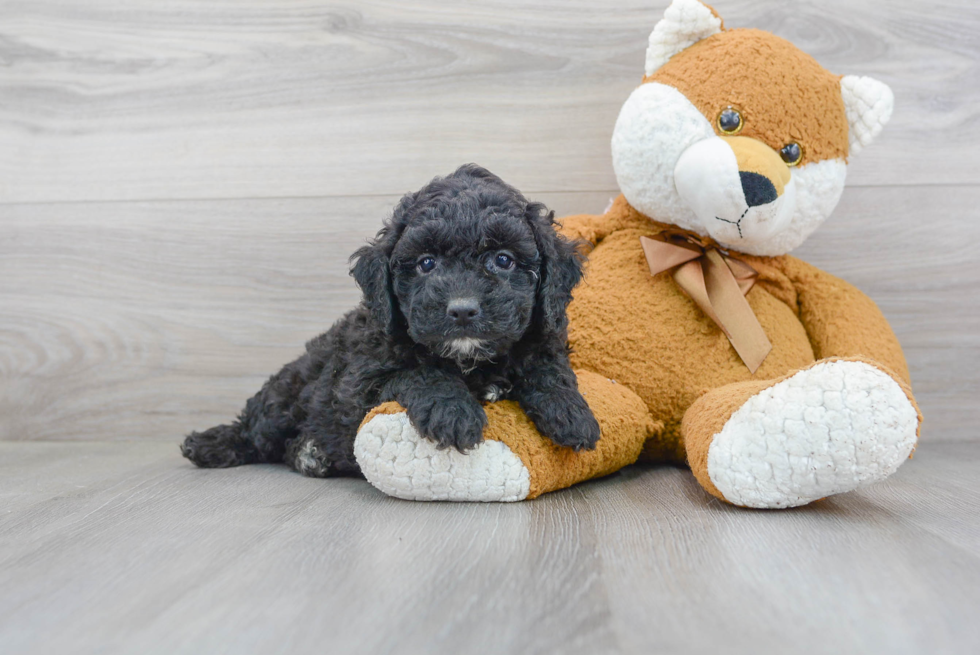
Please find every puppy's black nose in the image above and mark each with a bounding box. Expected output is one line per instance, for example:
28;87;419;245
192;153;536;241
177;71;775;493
447;298;481;326
740;171;778;207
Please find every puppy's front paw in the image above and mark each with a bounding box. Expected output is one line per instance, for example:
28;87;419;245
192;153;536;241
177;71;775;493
526;391;601;452
548;410;601;452
409;398;488;452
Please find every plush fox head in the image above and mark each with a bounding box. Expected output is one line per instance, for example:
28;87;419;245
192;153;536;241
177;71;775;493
612;0;893;256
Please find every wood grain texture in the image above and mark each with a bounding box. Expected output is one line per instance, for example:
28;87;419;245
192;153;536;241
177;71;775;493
1;186;977;443
1;0;978;203
1;440;978;655
1;0;976;443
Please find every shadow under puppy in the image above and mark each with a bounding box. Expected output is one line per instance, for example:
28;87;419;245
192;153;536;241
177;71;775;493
181;164;600;477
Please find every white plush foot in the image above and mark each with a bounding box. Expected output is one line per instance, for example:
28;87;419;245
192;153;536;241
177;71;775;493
707;360;919;509
353;411;531;502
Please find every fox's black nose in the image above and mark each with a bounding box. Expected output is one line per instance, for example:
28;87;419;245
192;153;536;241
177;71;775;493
740;171;778;207
447;298;481;326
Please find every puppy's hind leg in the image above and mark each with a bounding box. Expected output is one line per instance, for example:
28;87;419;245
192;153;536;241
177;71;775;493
181;422;261;468
182;356;310;469
283;427;360;479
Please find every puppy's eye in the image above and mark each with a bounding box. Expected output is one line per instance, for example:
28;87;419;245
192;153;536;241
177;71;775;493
493;253;515;270
780;142;803;166
718;107;743;135
417;256;437;273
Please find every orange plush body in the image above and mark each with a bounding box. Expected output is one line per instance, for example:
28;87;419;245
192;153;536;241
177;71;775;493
354;0;921;508
562;201;918;505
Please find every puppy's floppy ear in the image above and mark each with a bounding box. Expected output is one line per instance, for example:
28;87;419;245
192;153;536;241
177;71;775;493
350;223;401;335
525;202;586;336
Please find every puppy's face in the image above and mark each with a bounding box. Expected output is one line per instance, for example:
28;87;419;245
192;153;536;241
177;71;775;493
390;206;539;363
352;164;584;367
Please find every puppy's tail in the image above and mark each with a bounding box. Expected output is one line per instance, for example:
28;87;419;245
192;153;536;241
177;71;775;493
181;423;262;469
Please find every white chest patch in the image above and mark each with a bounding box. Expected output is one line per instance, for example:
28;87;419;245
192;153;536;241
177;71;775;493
447;337;483;358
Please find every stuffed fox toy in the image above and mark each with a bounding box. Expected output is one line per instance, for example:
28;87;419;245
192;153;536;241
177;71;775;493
353;0;921;508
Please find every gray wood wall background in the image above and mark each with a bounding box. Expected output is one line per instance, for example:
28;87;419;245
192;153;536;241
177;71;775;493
1;0;977;444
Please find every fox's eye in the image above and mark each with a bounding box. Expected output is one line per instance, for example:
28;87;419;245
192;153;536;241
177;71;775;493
493;253;515;270
718;107;743;135
417;256;437;273
780;142;803;166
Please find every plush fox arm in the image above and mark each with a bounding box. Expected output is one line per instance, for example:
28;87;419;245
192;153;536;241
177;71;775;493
557;196;646;246
780;256;912;387
557;213;615;246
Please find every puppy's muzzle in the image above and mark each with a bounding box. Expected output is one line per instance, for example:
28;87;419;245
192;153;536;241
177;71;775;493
447;297;481;327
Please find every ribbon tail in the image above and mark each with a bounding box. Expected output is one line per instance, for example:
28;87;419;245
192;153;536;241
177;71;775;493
702;249;772;374
672;260;727;337
723;255;759;296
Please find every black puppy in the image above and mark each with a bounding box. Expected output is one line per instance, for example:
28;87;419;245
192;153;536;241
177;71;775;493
181;164;600;477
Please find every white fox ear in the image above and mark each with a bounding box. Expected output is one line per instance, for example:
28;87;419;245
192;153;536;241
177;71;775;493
645;0;723;76
840;75;894;156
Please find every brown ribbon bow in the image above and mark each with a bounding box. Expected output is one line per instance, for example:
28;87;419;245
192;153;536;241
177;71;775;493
640;231;772;373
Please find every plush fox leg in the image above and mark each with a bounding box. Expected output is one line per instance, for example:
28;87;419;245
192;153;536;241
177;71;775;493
682;357;921;509
354;370;659;502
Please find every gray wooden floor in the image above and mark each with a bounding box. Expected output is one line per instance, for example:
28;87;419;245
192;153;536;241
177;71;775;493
3;0;980;653
1;441;978;655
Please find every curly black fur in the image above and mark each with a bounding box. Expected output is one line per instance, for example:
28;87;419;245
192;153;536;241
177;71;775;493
181;164;600;478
